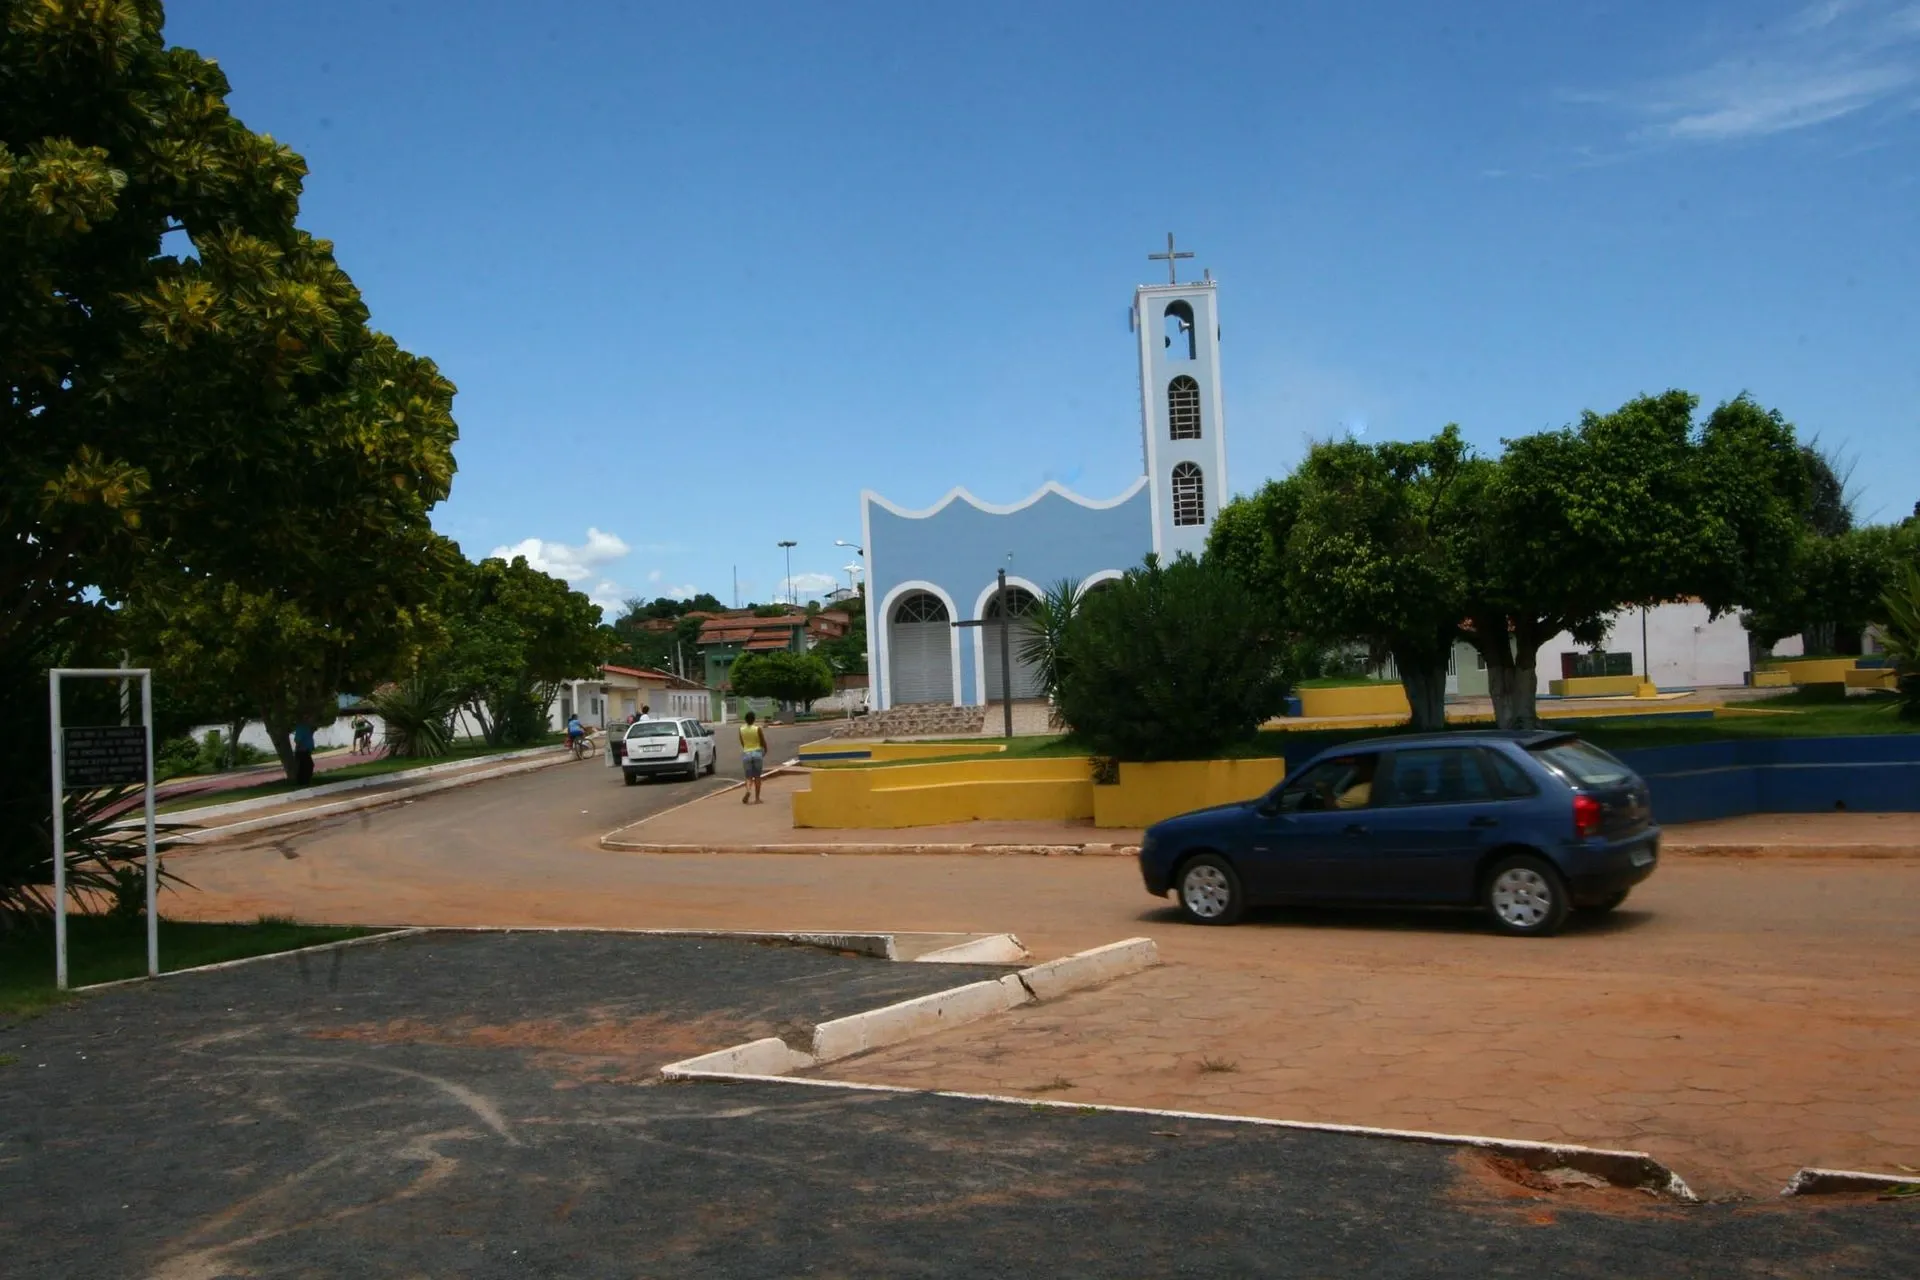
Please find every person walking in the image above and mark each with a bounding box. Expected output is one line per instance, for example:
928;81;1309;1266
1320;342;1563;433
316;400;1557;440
292;721;316;787
738;711;767;804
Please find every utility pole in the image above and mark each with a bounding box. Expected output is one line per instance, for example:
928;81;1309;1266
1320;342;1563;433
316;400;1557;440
778;540;797;607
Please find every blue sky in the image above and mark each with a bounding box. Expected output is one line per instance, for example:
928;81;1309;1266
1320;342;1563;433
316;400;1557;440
168;0;1920;613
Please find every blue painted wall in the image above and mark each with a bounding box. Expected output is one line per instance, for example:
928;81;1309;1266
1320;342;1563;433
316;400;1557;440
865;484;1151;706
1617;736;1920;825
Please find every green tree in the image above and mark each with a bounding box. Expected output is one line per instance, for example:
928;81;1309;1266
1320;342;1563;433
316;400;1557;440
1015;579;1084;706
437;554;609;745
1054;555;1291;760
813;600;869;677
4;1;458;829
729;650;833;711
1281;430;1472;730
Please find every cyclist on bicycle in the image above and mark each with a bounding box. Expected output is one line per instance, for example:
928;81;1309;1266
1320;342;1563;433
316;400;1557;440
566;714;585;753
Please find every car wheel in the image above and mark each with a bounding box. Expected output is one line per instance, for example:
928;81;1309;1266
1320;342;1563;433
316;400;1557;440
1484;854;1571;937
1579;889;1630;913
1175;854;1245;926
622;771;638;787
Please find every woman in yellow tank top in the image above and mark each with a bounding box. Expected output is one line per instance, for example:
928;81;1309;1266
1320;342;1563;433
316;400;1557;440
738;712;767;804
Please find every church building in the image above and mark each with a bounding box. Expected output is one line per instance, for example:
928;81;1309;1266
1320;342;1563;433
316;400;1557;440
861;238;1231;709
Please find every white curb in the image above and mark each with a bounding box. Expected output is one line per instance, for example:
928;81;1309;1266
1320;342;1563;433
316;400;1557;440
151;745;561;825
911;934;1031;965
809;977;1031;1063
656;1072;1697;1199
74;928;430;992
1781;1167;1920;1196
661;937;1160;1078
1017;937;1158;1002
666;1036;818;1077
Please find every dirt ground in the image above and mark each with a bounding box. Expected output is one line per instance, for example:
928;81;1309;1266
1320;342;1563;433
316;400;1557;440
160;763;1920;1202
12;932;1912;1278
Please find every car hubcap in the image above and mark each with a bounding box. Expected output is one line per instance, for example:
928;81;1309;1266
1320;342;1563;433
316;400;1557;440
1491;868;1553;927
1183;865;1232;919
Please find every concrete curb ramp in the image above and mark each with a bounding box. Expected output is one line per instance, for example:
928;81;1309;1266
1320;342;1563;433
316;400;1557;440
662;937;1159;1078
1782;1167;1920;1197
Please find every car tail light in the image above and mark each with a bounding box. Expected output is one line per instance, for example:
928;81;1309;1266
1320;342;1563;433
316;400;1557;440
677;736;689;756
1573;793;1603;838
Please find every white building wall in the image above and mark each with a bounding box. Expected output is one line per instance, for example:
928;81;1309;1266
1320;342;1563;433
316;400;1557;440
1531;601;1779;694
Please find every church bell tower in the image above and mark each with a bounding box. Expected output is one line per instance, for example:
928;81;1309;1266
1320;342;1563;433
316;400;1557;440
1134;233;1228;560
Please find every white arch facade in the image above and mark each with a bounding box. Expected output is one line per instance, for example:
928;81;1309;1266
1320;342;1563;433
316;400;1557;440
875;579;963;710
968;574;1046;707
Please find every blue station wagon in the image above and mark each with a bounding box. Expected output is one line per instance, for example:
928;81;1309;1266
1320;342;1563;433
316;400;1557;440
1138;731;1660;936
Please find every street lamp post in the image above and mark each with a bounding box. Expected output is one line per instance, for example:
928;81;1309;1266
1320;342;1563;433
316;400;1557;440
777;540;797;607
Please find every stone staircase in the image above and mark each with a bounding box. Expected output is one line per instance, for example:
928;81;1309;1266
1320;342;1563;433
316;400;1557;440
824;704;988;739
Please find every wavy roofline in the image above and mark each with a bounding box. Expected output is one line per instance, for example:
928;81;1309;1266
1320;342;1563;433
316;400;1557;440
863;475;1149;520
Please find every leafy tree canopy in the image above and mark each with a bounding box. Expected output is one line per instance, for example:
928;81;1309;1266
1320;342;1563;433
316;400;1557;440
1055;554;1291;760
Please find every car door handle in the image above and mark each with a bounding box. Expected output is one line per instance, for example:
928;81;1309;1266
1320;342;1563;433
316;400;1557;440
1344;823;1368;836
1469;815;1501;828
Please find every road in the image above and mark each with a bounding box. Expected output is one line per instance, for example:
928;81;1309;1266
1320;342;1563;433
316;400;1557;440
161;726;1920;1197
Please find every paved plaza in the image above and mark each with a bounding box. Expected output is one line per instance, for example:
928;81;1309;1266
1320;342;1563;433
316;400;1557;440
4;931;1915;1277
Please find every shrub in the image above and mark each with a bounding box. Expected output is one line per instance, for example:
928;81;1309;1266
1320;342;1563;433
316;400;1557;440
366;679;459;758
1878;563;1920;720
1054;555;1293;760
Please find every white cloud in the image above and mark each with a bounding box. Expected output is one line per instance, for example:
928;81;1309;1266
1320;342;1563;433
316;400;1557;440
1571;0;1920;144
487;527;630;582
662;583;700;600
775;571;841;603
647;569;663;583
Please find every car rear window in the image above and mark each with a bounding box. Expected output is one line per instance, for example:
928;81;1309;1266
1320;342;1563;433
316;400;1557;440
626;722;680;738
1528;738;1632;787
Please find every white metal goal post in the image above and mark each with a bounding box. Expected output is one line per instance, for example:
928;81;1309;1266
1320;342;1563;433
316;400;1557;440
48;667;160;990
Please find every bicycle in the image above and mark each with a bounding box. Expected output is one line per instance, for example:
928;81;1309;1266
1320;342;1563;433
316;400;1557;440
569;730;597;761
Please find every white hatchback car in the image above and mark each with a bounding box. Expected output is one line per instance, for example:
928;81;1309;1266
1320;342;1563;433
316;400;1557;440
621;718;717;783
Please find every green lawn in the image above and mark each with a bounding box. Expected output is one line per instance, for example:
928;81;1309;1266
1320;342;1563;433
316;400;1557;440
0;915;379;1019
833;689;1913;768
159;734;565;813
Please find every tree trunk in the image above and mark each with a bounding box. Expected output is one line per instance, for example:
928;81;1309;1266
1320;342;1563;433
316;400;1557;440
225;717;247;770
262;718;296;780
1470;616;1543;729
1393;646;1449;731
1486;656;1540;729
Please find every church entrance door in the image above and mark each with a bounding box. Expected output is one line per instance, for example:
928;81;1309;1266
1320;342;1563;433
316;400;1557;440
981;587;1045;702
889;591;954;705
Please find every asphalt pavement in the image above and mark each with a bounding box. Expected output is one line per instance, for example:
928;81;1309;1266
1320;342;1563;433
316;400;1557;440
3;930;1911;1278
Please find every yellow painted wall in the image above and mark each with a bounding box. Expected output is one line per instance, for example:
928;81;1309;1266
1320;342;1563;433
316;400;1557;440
1760;657;1858;685
1294;684;1410;718
1750;669;1792;688
792;756;1095;828
1547;674;1642;697
798;739;1006;765
1846;667;1898;690
1092;758;1289;829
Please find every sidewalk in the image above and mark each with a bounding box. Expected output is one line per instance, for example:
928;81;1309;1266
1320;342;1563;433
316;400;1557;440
602;770;1918;858
172;748;573;844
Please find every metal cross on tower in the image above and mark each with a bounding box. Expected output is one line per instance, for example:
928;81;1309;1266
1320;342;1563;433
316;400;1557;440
1148;232;1194;284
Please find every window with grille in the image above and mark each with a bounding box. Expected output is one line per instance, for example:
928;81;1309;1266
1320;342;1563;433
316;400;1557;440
1171;462;1205;526
984;588;1037;620
892;593;950;624
1168;375;1201;440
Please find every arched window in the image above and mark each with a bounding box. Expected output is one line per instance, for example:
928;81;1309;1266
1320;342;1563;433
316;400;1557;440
893;593;950;624
1163;301;1195;360
1168;375;1201;439
1171;462;1205;526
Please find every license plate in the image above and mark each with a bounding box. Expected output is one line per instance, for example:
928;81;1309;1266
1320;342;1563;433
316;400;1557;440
1629;843;1656;868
